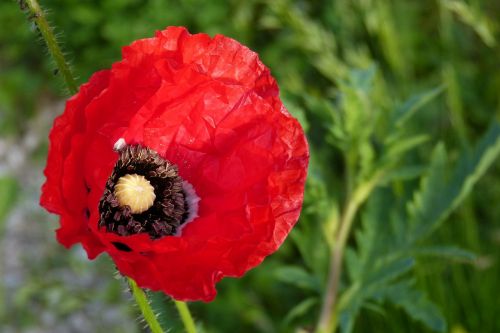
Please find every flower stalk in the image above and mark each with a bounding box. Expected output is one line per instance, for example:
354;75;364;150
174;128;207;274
174;300;198;333
315;172;383;333
23;0;78;94
128;277;164;333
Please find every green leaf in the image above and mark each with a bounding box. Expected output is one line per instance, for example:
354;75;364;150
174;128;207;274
282;297;318;326
407;143;448;235
382;165;426;183
443;0;496;47
375;280;446;332
411;245;476;261
365;258;414;285
384;134;430;158
274;266;322;292
349;65;377;92
337;123;499;332
291;165;331;278
391;86;444;129
409;122;500;240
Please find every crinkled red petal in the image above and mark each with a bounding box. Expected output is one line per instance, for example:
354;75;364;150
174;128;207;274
40;26;309;301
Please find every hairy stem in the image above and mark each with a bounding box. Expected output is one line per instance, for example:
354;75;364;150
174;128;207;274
174;300;198;333
128;277;164;333
315;172;383;333
24;0;78;94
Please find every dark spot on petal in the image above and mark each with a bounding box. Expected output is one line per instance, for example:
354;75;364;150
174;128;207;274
112;242;132;252
84;208;90;219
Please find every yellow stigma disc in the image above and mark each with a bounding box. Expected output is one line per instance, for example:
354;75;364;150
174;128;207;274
114;174;156;214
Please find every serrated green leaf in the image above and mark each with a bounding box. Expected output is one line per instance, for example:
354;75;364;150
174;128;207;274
409;122;500;240
337;122;499;332
376;280;447;332
407;143;448;234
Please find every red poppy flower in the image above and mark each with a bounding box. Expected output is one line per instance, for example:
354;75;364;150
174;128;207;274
40;26;309;301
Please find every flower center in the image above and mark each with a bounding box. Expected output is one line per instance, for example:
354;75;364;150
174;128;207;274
98;145;187;239
114;174;156;214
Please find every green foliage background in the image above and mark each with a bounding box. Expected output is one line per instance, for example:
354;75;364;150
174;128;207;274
0;0;499;332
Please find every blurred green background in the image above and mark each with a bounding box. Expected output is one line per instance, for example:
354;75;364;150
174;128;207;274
1;0;499;332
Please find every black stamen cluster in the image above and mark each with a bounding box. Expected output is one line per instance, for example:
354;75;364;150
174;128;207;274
98;145;186;239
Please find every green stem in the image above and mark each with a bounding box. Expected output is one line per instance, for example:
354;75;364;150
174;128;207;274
315;172;383;333
174;300;198;333
24;0;78;94
127;278;164;333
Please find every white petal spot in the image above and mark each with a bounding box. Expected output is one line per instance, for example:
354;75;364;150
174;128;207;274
113;138;126;151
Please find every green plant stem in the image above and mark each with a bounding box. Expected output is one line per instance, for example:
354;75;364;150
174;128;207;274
174;299;198;333
315;172;383;333
24;0;78;94
127;277;164;333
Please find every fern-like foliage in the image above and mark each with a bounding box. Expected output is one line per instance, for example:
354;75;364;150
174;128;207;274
340;122;500;333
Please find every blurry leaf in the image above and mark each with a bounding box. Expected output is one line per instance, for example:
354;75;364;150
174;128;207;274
375;280;446;332
409;122;500;240
382;165;426;183
282;297;318;326
349;65;377;92
385;134;430;158
442;64;468;143
340;67;377;140
274;266;321;292
443;0;497;47
339;123;499;331
345;248;361;285
339;306;358;333
365;258;414;285
265;0;347;81
411;245;476;261
292;165;331;277
390;86;444;130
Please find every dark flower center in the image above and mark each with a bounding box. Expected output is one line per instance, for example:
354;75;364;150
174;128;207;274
98;145;187;239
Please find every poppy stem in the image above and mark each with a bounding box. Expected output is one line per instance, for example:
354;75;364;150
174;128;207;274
315;171;383;333
173;300;198;333
127;277;164;333
22;0;78;95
